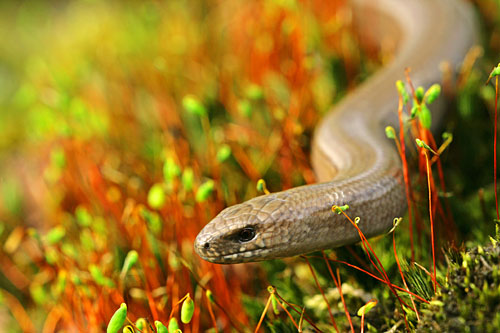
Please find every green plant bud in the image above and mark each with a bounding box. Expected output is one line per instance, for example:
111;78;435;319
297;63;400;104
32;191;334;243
332;204;349;214
216;145;232;162
246;84;264;100
415;138;433;152
121;250;139;276
256;179;267;193
419;104;432;129
395;80;409;104
30;283;47;305
429;300;444;307
206;290;214;303
46;226;66;244
388;217;403;233
357;300;377;316
89;264;115;288
163;157;181;182
442;132;452;141
106;303;127;333
55;270;67;295
182;95;206;116
61;243;77;258
181;294;195;324
122;326;134;333
425;84;441;104
75;205;92;227
135;318;147;330
238;100;252;117
410;105;419;119
155;320;168;333
488;64;500;80
385;126;396;139
181;168;194;191
415;86;425;103
167;318;179;333
45;247;59;265
147;183;166;209
195;179;215;202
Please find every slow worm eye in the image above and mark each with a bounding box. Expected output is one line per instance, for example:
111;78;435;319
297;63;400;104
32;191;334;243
238;227;256;243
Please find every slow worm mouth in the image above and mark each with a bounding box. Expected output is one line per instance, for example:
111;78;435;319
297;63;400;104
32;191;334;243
195;246;270;264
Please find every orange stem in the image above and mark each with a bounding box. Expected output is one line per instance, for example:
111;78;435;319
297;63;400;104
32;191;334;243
309;256;429;304
423;151;438;292
322;251;355;333
396;93;415;262
495;75;499;220
304;257;339;332
393;230;418;327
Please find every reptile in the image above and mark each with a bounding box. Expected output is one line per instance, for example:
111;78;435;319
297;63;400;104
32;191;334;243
194;0;477;264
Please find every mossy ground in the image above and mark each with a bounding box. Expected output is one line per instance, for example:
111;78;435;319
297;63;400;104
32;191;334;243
417;229;500;332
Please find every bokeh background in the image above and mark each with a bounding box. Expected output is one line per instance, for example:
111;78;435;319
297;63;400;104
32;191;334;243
0;0;499;332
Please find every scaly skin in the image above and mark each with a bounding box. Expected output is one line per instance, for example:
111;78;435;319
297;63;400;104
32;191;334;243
195;0;477;264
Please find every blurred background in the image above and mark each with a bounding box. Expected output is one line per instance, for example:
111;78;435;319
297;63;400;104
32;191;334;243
0;0;499;332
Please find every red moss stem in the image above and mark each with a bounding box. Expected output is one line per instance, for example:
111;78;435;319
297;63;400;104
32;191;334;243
304;256;339;332
423;151;437;292
322;251;354;333
495;75;499;221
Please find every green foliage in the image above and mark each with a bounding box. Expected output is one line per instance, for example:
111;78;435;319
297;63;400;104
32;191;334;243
266;319;298;333
419;104;432;129
402;261;434;301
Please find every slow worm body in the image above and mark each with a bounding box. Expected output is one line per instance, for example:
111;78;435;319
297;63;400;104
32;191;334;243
195;0;477;264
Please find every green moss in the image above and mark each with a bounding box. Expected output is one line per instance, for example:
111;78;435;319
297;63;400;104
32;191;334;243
417;232;500;332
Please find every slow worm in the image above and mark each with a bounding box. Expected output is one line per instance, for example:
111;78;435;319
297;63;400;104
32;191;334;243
195;0;477;264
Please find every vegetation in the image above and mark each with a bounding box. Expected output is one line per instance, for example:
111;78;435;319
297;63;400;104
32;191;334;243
0;0;499;332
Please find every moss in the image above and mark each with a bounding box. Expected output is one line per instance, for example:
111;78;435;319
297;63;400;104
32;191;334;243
417;228;500;332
